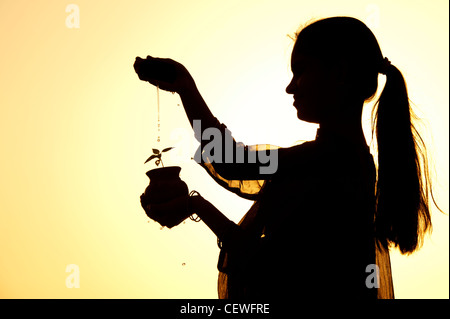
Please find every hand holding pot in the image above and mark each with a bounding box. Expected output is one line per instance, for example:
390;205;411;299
140;195;190;229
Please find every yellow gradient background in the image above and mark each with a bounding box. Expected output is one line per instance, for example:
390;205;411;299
0;0;448;298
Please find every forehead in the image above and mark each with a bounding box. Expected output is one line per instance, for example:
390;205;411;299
291;53;307;66
290;40;326;71
290;52;319;71
291;41;310;64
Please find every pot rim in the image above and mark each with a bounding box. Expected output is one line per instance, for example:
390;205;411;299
146;166;181;179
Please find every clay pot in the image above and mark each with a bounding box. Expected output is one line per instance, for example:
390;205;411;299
142;166;190;227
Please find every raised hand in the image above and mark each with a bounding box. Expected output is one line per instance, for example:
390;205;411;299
133;55;195;94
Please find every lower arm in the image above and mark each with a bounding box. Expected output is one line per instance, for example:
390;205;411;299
190;196;236;239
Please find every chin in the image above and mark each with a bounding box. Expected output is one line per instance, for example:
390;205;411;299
296;109;319;124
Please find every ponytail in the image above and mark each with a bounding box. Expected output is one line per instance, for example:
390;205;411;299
373;64;433;254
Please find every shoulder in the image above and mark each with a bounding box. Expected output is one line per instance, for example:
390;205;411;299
278;140;322;165
268;140;323;179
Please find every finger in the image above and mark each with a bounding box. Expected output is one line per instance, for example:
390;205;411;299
144;204;166;221
144;204;165;223
147;79;160;87
149;197;190;226
151;196;189;214
148;79;174;92
140;193;148;206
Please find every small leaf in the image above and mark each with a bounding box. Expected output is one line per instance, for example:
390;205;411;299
144;154;158;164
152;148;160;155
155;159;161;166
162;147;174;152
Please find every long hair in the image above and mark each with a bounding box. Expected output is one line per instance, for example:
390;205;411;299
373;65;433;254
295;17;438;254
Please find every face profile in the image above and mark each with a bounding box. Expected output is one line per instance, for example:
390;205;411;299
286;53;341;124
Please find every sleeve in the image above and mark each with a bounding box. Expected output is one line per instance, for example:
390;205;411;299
194;121;281;200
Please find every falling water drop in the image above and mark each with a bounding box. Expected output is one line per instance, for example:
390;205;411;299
156;85;161;143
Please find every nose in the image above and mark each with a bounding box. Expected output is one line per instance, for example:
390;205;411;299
286;78;296;94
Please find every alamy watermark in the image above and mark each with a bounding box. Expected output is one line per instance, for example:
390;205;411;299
191;120;278;175
193;120;278;174
65;4;80;29
156;120;278;175
365;263;380;289
65;264;80;288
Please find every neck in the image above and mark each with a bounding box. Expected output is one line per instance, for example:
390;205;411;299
317;99;367;146
318;120;367;146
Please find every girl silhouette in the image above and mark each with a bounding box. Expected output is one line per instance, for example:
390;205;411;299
135;17;437;299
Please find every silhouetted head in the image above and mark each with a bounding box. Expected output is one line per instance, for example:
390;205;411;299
286;17;384;124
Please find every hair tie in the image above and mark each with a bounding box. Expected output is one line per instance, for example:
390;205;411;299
380;57;391;75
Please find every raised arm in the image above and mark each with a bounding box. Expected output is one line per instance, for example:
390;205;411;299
133;55;279;181
133;56;220;136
